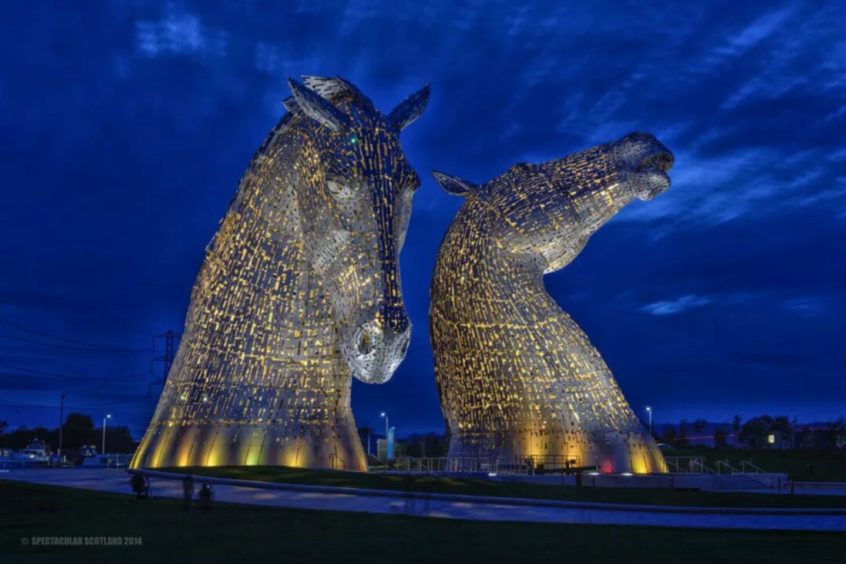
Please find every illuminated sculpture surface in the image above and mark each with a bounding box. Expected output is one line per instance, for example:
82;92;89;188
430;132;674;474
132;76;429;471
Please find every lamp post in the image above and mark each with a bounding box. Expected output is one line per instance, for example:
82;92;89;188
645;406;653;436
102;414;112;456
58;394;66;457
380;411;389;461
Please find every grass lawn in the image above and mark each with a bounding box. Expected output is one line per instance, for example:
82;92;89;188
669;448;846;482
163;465;846;509
2;481;845;564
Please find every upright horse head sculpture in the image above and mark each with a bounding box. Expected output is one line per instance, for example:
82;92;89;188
132;76;429;471
430;132;674;474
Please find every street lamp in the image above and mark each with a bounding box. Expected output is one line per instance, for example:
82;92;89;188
645;406;653;436
102;414;112;456
380;412;389;460
58;394;66;457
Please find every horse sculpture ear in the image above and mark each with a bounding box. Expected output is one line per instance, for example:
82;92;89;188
388;84;431;132
287;78;351;132
432;171;478;196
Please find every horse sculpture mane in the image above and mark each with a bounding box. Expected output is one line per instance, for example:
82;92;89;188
132;76;429;471
430;132;674;474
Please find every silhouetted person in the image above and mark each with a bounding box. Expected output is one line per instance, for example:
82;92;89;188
198;483;214;510
182;474;194;509
129;472;149;499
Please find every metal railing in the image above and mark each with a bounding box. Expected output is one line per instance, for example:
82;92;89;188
664;456;713;474
714;460;743;475
665;456;769;475
739;460;766;474
380;454;583;475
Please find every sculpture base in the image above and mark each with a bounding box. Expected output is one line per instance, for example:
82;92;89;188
447;430;667;474
130;422;366;472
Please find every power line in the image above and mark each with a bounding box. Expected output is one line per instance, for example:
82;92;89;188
0;332;154;353
0;369;153;383
0;320;154;352
0;362;153;380
0;400;154;410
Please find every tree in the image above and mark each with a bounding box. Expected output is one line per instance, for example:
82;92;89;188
0;420;7;435
661;426;677;446
732;415;742;433
0;426;41;449
98;426;135;453
772;416;791;433
676;420;690;448
693;419;707;433
62;413;95;449
739;415;774;448
713;428;728;449
834;417;846;449
423;433;447;457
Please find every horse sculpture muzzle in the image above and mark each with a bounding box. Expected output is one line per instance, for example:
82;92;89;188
613;132;675;201
349;316;411;384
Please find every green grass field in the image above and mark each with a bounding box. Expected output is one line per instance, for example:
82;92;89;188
2;481;845;564
163;465;846;508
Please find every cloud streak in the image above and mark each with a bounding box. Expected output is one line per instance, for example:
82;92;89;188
0;1;844;433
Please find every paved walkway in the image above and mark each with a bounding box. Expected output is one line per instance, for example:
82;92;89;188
2;468;845;531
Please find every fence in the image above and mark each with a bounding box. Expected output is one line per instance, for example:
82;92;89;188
665;456;770;475
378;454;584;475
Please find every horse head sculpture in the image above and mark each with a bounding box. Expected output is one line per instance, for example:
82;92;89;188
132;77;429;471
430;131;674;474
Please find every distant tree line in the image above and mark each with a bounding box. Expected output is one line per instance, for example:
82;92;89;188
401;433;448;457
658;415;846;450
0;413;135;453
357;427;449;458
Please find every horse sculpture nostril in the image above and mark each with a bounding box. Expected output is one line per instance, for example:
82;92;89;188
358;331;375;355
636;151;674;173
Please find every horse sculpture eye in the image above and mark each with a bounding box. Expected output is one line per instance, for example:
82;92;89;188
326;180;351;199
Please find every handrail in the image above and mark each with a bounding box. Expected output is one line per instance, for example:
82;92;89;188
690;459;716;474
740;460;766;474
664;456;709;474
714;460;743;475
380;455;584;475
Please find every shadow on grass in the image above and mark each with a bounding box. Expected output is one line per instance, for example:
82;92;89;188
2;481;846;564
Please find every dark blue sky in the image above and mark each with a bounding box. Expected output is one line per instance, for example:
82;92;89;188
1;1;844;438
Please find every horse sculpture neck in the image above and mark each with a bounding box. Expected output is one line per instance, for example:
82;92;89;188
131;116;366;471
430;137;671;474
132;75;430;473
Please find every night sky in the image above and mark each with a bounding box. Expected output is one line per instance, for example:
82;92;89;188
1;1;844;438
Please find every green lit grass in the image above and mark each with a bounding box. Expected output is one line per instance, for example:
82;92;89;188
2;481;845;564
164;465;846;509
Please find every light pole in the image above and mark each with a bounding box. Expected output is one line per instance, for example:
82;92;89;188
380;411;389;460
58;394;66;457
102;414;112;456
645;406;653;436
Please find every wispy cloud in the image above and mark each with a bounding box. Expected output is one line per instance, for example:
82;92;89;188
2;0;845;431
782;296;827;318
135;7;227;59
641;294;711;316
